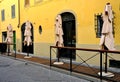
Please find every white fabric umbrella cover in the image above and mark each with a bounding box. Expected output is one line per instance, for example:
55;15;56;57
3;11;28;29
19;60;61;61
24;21;32;46
5;24;13;43
55;15;64;47
99;3;115;50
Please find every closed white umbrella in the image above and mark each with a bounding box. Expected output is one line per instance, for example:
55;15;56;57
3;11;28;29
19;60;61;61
6;24;13;43
54;14;64;65
55;15;64;47
99;3;115;50
99;3;115;77
24;21;32;46
24;20;32;58
5;24;13;56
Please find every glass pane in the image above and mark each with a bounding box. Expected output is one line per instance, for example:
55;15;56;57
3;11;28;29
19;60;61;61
1;10;5;21
11;5;15;18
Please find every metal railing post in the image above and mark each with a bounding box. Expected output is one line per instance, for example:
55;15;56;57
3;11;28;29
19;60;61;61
70;49;72;72
50;46;52;66
105;52;108;73
100;52;103;81
14;43;16;58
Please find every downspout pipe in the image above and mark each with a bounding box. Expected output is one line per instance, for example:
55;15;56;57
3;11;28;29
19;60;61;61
18;0;20;28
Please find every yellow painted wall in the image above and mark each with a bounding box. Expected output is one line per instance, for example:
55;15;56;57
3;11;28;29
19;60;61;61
0;0;19;32
19;0;120;44
0;0;21;49
19;0;120;66
0;0;120;66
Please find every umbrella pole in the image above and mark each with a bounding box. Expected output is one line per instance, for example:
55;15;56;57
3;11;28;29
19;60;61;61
105;52;107;73
103;45;108;73
24;45;31;58
98;45;114;77
53;47;64;65
27;45;29;57
8;44;10;56
57;48;60;62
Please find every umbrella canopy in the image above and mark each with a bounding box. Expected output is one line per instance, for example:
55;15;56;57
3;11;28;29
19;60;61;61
99;3;115;50
24;21;32;46
5;24;13;43
55;15;64;47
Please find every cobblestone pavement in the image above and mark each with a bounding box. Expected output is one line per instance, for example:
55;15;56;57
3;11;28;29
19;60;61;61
0;55;90;82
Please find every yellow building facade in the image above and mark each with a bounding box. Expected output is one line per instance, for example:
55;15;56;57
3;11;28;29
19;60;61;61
0;0;120;66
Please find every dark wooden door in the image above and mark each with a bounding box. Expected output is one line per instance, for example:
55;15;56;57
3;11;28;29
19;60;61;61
59;12;76;59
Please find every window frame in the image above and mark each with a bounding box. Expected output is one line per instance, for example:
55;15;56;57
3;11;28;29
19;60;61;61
1;9;5;21
95;14;103;38
94;13;115;38
11;4;15;19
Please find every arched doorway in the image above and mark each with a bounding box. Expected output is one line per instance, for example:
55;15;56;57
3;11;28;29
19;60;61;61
21;22;34;54
60;12;76;59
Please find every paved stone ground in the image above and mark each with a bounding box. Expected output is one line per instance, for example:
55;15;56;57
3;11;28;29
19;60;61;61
0;55;90;82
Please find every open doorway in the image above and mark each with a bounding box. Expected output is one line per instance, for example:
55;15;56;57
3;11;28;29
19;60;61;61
59;12;76;60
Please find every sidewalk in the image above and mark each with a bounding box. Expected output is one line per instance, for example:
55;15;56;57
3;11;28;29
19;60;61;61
15;53;120;82
1;52;120;82
0;55;90;82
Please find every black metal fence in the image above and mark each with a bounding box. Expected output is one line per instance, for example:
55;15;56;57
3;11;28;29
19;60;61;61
0;43;16;58
50;46;120;82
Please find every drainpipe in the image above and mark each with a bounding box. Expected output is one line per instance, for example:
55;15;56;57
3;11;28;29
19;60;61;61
0;0;3;38
18;0;20;28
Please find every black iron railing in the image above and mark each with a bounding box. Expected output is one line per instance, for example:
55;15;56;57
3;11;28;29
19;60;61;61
50;46;120;81
0;43;16;58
